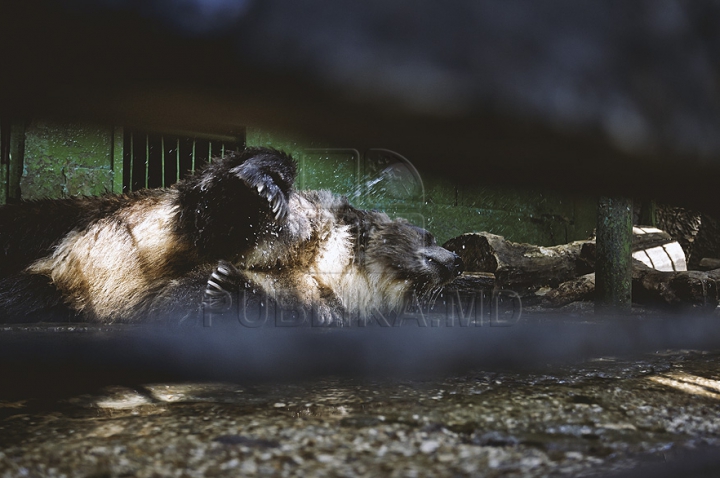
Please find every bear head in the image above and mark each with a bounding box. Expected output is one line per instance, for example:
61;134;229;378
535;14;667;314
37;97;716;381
364;219;463;298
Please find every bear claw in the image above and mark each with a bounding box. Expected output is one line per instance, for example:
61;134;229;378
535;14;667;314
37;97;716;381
231;158;293;224
203;260;239;303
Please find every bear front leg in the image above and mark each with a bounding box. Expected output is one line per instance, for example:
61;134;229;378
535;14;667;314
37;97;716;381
176;148;298;260
148;260;248;324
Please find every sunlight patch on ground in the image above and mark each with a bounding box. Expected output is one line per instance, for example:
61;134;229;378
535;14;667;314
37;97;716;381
648;372;720;399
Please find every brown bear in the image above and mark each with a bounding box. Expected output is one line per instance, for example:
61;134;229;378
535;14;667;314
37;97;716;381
0;148;462;323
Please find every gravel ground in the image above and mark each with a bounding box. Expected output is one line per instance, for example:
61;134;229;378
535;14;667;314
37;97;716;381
2;349;720;477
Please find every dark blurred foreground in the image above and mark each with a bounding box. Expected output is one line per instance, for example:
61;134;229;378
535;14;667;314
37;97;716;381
2;0;720;209
2;312;720;398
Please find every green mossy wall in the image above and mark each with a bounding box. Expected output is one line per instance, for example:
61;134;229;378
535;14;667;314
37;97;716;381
21;121;118;200
12;123;596;247
246;128;596;246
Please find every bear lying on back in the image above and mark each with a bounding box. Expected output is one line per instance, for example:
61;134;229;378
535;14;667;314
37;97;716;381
0;148;463;323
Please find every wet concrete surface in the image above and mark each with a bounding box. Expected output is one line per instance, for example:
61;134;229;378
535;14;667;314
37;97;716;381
2;344;720;477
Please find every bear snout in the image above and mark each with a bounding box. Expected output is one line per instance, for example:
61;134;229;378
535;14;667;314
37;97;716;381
423;248;464;283
443;252;463;279
452;253;464;277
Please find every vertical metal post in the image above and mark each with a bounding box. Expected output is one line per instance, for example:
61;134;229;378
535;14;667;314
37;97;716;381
0;120;8;204
595;196;633;315
638;200;657;227
160;136;165;188
176;137;181;184
144;134;149;189
2;120;25;202
112;127;124;194
128;132;134;190
192;139;197;171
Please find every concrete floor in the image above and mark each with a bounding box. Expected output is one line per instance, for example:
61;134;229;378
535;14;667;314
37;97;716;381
2;346;720;477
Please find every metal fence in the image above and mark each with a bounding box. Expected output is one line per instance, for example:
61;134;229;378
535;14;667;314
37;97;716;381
123;129;245;191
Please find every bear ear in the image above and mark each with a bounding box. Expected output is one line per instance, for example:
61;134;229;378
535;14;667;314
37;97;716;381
424;231;438;247
409;225;436;246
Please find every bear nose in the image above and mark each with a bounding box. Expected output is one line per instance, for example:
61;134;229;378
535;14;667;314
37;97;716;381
453;253;464;276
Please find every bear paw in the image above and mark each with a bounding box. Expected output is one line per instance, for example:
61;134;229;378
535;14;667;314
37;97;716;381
230;154;294;222
202;260;239;311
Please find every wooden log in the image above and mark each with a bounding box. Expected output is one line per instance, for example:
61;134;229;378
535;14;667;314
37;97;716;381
570;227;685;271
630;226;687;272
445;227;710;310
632;262;719;311
631;227;674;250
444;228;682;291
443;232;594;290
699;258;720;271
442;272;495;294
544;263;720;310
543;273;595;307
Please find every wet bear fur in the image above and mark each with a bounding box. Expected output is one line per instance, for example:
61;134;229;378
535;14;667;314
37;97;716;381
0;148;462;323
